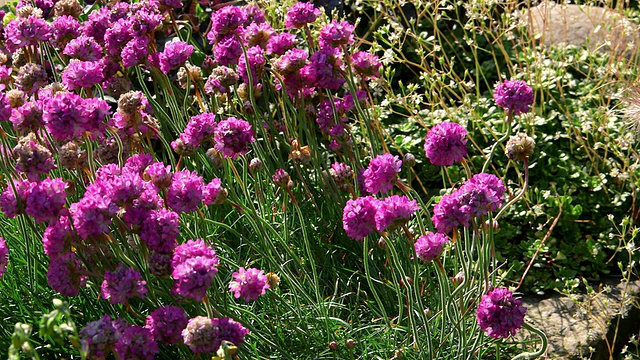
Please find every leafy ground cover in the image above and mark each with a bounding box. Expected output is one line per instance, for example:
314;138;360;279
0;0;637;359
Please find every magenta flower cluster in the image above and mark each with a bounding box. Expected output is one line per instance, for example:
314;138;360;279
476;287;527;338
362;153;403;194
493;80;534;115
424;122;468;166
343;194;419;240
100;263;148;305
414;232;449;262
171;239;220;301
431;173;506;233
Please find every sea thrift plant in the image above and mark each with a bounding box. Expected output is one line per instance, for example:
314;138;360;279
493;80;534;115
375;195;420;232
100;264;148;305
362;153;402;194
424;122;468;166
79;315;121;360
228;267;270;302
114;326;159;360
171;239;220;301
145;306;188;344
476;287;527;338
214;117;256;159
414;232;449;262
342;196;381;240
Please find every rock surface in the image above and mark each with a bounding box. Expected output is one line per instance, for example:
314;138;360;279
518;278;640;359
521;2;640;61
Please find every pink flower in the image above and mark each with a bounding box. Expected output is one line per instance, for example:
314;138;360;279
414;232;449;262
424;122;468;166
101;264;147;304
493;80;534;115
228;267;270;302
342;196;381;241
362;153;402;194
476;287;527;338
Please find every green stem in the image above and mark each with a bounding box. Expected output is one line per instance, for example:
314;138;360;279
494;157;529;221
481;112;513;174
511;322;548;360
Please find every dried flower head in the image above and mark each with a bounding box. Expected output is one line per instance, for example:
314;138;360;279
505;132;535;161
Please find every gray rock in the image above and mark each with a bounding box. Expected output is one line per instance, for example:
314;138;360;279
521;3;640;61
517;278;640;359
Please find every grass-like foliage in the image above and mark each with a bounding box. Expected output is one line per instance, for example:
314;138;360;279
0;0;636;359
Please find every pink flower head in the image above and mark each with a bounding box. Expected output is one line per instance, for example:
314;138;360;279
457;173;506;217
47;252;86;297
114;326;158;360
214;117;255;159
414;232;449;262
493;80;534;115
62;60;104;90
362;153;402;194
375;195;419;232
342;196;381;241
431;191;470;234
4;16;51;52
300;47;345;90
145;306;188;344
25;177;68;224
229;267;270;302
204;178;226;205
285;2;321;29
424;122;468;166
238;45;266;83
159;41;194;74
351;51;381;80
101;263;147;304
207;5;248;44
319;20;354;48
63;34;103;61
476;287;527;338
267;32;298;55
166;169;205;214
213;35;243;66
171;239;220;301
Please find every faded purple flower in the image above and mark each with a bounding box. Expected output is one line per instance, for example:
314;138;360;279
47;252;86;297
101;263;147;304
79;315;120;360
145;306;188;344
182;316;220;353
114;326;158;360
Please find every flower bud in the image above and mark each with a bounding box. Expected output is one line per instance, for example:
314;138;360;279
403;153;416;167
205;148;224;169
345;339;356;350
249;158;263;173
328;341;338;351
272;168;293;190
